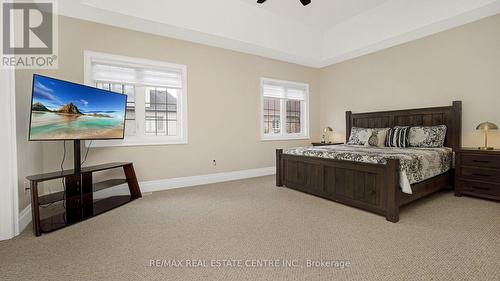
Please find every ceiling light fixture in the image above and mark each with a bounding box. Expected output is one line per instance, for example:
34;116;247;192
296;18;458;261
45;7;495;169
256;0;311;6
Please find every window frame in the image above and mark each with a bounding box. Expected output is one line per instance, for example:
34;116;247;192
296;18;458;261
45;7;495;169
84;51;188;147
260;77;310;141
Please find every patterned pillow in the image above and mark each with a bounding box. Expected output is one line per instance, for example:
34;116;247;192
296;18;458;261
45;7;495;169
386;127;410;148
365;132;378;147
364;128;389;147
348;127;389;146
408;125;447;148
347;127;372;145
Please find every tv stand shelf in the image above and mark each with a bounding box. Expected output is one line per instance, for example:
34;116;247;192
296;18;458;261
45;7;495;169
27;162;134;181
38;178;128;205
39;196;133;234
27;161;142;236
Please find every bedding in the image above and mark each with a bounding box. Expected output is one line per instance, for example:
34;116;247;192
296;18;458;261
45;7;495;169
408;125;447;148
386;127;410;148
283;144;453;194
365;128;389;147
348;127;389;146
347;127;372;145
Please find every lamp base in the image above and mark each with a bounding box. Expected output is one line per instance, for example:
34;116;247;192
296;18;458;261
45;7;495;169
478;147;495;150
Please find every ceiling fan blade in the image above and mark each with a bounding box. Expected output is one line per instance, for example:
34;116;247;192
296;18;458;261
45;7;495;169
256;0;311;6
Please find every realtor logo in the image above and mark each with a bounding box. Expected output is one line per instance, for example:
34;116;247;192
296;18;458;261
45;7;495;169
1;1;58;68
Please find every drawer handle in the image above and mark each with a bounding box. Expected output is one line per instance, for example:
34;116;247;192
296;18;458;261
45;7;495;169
472;173;492;177
471;186;490;191
473;160;491;163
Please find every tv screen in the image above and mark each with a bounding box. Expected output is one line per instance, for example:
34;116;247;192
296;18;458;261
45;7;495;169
29;74;127;141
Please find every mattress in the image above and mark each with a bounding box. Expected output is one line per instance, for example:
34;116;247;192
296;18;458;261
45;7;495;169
283;145;453;194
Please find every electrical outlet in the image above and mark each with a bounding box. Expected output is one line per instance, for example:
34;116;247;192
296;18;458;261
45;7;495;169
212;159;217;166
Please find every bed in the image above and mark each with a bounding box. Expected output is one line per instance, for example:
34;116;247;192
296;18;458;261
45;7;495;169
276;101;462;222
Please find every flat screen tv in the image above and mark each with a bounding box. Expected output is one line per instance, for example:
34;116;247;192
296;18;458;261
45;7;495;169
29;74;127;141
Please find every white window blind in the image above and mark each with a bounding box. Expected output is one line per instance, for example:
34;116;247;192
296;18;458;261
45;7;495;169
92;64;182;88
262;81;306;101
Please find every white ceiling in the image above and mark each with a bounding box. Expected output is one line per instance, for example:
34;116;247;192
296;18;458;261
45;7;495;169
58;0;500;68
238;0;389;30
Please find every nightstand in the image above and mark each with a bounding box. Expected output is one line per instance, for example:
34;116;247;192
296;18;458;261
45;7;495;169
455;148;500;201
311;142;343;147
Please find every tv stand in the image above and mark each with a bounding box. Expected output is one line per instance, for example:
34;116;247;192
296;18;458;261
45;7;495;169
26;140;142;236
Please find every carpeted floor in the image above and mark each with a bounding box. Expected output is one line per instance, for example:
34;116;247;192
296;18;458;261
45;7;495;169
1;176;499;281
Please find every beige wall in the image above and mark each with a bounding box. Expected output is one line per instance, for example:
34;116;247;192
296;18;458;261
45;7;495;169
15;71;44;211
319;14;500;147
15;16;320;211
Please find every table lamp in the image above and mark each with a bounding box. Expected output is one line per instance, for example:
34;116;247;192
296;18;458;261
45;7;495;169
323;127;333;143
476;122;498;150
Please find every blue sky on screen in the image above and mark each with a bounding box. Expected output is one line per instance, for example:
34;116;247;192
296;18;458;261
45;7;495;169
33;75;126;115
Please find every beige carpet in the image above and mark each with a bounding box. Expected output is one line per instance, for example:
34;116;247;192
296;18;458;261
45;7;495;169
1;176;499;281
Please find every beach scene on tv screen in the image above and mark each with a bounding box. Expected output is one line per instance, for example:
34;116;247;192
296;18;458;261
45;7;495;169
30;76;126;140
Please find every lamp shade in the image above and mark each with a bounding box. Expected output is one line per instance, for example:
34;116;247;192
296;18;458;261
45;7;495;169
476;122;498;130
323;126;333;133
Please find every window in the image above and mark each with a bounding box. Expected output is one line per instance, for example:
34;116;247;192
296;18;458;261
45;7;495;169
261;78;309;140
145;87;178;136
84;51;187;146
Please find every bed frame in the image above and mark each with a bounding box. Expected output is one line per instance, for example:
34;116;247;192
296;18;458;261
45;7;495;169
276;101;462;222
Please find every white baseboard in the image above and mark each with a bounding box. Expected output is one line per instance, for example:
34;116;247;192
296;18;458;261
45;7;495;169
141;166;275;192
18;205;32;234
18;166;276;233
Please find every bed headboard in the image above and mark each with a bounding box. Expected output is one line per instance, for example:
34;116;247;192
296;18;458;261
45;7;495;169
346;101;462;151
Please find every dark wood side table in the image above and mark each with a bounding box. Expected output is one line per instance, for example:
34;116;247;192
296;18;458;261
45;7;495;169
311;142;343;147
455;148;500;201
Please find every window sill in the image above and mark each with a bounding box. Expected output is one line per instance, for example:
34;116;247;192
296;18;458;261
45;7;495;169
86;137;188;147
261;135;310;141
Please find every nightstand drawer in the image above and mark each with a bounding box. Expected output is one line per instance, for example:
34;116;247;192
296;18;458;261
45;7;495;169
458;180;500;197
461;154;500;169
460;167;500;182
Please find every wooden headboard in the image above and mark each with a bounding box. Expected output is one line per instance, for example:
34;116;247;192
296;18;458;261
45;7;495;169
346;101;462;151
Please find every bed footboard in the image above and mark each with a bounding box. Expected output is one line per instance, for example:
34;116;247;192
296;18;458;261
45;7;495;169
276;149;400;222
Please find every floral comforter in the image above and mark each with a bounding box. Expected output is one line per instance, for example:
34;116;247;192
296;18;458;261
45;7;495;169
283;145;453;194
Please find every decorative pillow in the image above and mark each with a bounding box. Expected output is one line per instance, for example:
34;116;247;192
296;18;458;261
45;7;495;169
386;127;410;148
365;132;378;147
347;127;372;145
408;125;447;148
364;128;389;147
